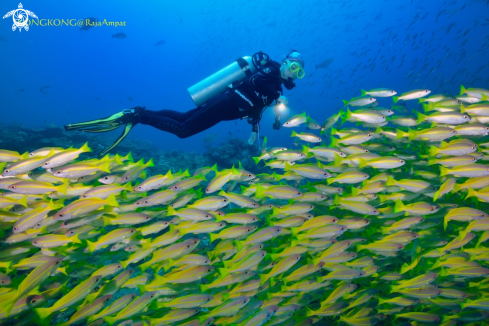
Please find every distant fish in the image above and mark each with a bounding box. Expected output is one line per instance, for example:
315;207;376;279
0;35;7;42
128;96;133;101
155;40;165;47
112;33;127;39
316;58;333;69
80;17;97;32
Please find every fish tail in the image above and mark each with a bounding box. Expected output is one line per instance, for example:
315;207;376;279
427;158;437;166
81;142;92;153
146;158;155;168
408;129;417;141
103;316;117;326
120;260;130;270
18;196;28;208
199;284;208;292
330;137;339;148
358;158;368;169
460;84;466;95
342;100;348;107
333;153;343;167
385;175;396;186
234;240;244;251
361;89;366;96
305;307;315;317
105;194;119;207
209;233;218;244
378;194;387;202
218;268;229;279
459;230;468;241
252;156;260;165
416;111;427;124
98;162;111;173
428;145;438;157
393;198;405;213
465;187;477;200
86;239;97;253
326;177;335;185
439;166;449;177
392;96;399;103
259;274;269;286
35;307;53;321
291;130;297;137
302;145;310;154
460;103;466;114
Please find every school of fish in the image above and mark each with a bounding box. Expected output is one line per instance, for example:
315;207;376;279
1;85;489;326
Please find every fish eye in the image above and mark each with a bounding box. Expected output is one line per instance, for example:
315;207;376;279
4;169;9;173
13;227;17;231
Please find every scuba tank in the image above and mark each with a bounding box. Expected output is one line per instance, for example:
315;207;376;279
187;52;270;107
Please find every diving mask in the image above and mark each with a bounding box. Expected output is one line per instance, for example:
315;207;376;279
288;61;305;79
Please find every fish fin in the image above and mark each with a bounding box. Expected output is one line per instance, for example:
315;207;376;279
146;158;155;168
342;100;348;107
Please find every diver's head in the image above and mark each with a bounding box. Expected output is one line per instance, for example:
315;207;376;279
280;50;305;90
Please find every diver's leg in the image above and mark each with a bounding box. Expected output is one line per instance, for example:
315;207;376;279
140;94;241;138
64;106;146;132
146;108;198;123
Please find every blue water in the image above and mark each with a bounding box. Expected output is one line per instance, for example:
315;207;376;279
1;0;488;153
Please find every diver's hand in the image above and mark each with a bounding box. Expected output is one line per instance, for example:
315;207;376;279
273;120;281;130
277;96;289;106
248;132;257;145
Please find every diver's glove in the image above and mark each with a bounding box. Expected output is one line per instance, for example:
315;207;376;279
248;132;257;145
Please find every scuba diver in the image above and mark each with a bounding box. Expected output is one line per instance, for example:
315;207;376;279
65;51;305;156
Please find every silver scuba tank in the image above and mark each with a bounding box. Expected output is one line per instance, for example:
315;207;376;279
187;56;257;107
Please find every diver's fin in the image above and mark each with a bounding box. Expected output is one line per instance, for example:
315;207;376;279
64;111;126;131
99;122;136;157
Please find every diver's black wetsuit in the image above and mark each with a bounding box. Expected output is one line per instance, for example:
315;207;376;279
139;61;284;138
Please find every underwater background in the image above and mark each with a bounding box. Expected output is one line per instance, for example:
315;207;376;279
1;0;487;155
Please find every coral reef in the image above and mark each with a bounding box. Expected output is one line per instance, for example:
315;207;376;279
0;122;268;175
